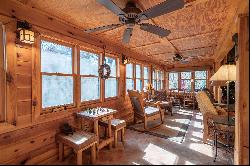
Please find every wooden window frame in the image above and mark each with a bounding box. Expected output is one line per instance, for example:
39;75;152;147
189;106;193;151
180;71;192;92
37;37;77;115
194;70;207;91
104;54;119;101
135;64;142;92
125;63;134;94
168;72;179;91
79;47;101;105
143;65;150;90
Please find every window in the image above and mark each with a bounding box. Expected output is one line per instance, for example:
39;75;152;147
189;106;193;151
194;70;207;91
80;50;100;102
41;40;74;108
143;66;149;90
169;72;178;91
135;64;142;91
152;69;157;89
180;72;192;91
105;56;118;98
126;63;134;92
152;69;164;90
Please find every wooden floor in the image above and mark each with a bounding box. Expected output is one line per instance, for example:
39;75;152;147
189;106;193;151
52;108;233;165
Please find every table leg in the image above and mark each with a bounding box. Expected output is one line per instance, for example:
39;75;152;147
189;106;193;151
108;119;112;149
91;143;96;164
121;128;125;143
114;130;118;148
94;120;99;144
76;150;83;165
93;120;99;157
59;142;64;162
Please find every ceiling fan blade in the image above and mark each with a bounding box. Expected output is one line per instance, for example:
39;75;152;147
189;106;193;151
96;0;126;17
140;23;171;37
122;28;133;44
85;24;123;33
137;0;185;21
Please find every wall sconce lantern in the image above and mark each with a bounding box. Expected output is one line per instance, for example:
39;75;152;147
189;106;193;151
17;21;35;44
122;54;129;64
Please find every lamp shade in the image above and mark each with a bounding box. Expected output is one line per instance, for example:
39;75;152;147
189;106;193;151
210;64;236;81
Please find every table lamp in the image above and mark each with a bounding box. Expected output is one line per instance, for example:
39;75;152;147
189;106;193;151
210;64;236;121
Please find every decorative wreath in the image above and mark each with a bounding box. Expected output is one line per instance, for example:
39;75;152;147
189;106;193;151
98;63;111;79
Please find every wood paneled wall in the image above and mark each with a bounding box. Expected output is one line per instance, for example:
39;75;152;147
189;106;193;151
0;17;154;164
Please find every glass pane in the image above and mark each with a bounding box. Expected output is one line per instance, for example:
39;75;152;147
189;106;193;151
144;67;149;79
136;79;142;91
41;40;72;74
136;64;141;78
126;64;133;78
144;79;149;89
195;71;207;79
153;80;157;89
181;80;191;91
153;70;156;79
126;79;134;91
195;80;206;90
81;77;100;101
80;50;99;76
157;80;161;90
105;57;116;77
157;71;161;80
42;75;73;108
169;73;178;89
105;78;117;98
181;72;191;79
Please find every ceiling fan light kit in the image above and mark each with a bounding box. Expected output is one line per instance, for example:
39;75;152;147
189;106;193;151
85;0;185;44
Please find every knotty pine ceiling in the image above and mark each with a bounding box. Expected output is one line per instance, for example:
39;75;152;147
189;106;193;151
17;0;239;67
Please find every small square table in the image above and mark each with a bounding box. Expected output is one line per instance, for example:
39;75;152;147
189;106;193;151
76;108;117;154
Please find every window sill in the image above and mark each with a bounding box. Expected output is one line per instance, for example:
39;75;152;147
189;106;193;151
104;96;118;102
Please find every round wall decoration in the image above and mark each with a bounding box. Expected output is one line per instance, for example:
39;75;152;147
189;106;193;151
98;63;111;79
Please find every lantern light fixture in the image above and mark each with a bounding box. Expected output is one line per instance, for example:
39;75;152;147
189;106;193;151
17;21;35;44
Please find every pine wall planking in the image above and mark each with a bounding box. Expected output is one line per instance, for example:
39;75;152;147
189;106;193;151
0;21;148;164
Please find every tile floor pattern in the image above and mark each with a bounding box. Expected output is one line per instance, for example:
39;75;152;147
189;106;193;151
54;108;233;165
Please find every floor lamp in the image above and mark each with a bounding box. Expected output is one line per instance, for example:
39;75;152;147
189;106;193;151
210;64;236;122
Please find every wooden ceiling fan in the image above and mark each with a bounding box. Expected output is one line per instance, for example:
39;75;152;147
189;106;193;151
84;0;185;44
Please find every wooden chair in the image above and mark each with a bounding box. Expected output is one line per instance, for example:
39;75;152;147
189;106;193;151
127;90;164;130
56;130;97;165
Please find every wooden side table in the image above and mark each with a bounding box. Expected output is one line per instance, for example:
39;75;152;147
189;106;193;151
76;108;117;155
99;119;126;147
56;130;97;165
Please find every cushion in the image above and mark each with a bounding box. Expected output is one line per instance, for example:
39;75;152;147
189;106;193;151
144;106;160;116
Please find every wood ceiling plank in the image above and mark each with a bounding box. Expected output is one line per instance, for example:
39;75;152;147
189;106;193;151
13;0;243;66
170;30;220;51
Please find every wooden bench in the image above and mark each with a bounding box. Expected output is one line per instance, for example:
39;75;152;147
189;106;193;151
56;130;97;165
99;119;126;147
